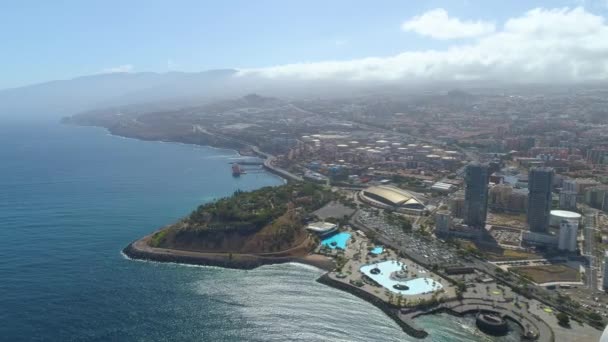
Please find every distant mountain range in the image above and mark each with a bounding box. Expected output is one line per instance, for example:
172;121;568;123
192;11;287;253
0;68;381;119
0;69;249;118
3;68;607;120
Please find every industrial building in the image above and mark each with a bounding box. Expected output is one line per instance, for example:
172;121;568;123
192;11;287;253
527;167;554;233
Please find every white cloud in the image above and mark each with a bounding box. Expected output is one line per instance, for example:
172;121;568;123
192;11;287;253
238;7;608;83
401;8;495;39
100;64;134;74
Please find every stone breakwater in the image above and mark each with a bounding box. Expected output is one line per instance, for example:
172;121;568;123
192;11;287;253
316;273;429;339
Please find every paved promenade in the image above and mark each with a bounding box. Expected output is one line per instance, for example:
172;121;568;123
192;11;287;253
399;298;553;342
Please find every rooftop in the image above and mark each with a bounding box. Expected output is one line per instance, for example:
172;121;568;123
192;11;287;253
362;185;425;207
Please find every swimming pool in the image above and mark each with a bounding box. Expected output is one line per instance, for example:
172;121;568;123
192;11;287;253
370;246;384;255
360;260;442;295
321;232;351;250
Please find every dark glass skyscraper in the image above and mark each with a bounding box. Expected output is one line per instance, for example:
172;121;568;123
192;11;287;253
527;167;554;233
464;163;489;228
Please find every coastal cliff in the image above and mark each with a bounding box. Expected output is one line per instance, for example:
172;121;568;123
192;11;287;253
123;183;336;270
123;237;334;270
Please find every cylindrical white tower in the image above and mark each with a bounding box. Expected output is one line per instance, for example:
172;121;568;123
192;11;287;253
558;219;578;252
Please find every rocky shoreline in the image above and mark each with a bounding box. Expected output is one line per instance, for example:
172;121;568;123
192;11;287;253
122;236;335;271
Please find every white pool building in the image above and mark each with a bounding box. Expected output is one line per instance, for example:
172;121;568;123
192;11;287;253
360;260;443;295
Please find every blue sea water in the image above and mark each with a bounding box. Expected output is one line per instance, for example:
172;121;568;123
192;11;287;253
0;121;522;341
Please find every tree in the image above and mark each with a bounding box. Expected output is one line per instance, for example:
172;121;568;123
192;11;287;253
588;312;602;322
401;219;412;232
556;312;570;327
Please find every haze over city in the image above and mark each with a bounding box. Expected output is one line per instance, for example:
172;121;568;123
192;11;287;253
3;1;608;342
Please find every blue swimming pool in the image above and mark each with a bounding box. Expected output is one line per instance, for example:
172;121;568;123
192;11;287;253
360;260;442;295
370;246;384;255
321;232;351;249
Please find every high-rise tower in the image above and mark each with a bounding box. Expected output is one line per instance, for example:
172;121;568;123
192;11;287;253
527;167;554;233
464;163;489;228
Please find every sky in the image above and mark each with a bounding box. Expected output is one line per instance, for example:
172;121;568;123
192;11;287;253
1;0;608;89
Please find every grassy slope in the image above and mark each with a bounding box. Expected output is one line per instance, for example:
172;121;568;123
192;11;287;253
150;183;331;255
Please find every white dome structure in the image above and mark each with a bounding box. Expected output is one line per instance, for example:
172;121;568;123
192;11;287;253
600;324;608;341
550;210;581;227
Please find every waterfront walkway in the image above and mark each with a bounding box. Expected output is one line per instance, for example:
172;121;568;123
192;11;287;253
399;298;553;341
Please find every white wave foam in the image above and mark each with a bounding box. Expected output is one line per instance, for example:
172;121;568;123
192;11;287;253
120;250;233;271
284;262;326;273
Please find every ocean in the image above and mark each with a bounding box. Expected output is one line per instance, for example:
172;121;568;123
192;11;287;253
0;121;521;341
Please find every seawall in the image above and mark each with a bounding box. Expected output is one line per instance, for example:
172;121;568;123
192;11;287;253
316;273;428;339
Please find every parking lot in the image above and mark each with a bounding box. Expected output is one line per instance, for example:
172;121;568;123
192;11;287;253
355;209;458;266
489;226;522;247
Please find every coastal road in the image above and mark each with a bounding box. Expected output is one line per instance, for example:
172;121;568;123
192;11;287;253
193;124;303;182
583;211;599;291
252;146;303;182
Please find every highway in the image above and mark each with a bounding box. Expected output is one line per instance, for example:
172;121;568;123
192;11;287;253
193;124;303;182
583;211;599;291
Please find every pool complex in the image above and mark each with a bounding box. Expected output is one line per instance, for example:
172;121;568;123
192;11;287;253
370;246;384;255
360;260;443;295
321;232;351;249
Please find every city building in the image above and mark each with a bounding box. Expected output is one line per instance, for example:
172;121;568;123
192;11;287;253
449;192;465;219
464;163;489;228
559;191;577;210
359;185;427;215
435;211;451;235
603;251;608;291
558;220;579;252
586;148;608;165
583;185;608;211
488;184;528;213
522;231;558;247
527;167;554;233
563;178;600;199
549;210;582;227
305;222;338;236
431;181;455;193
